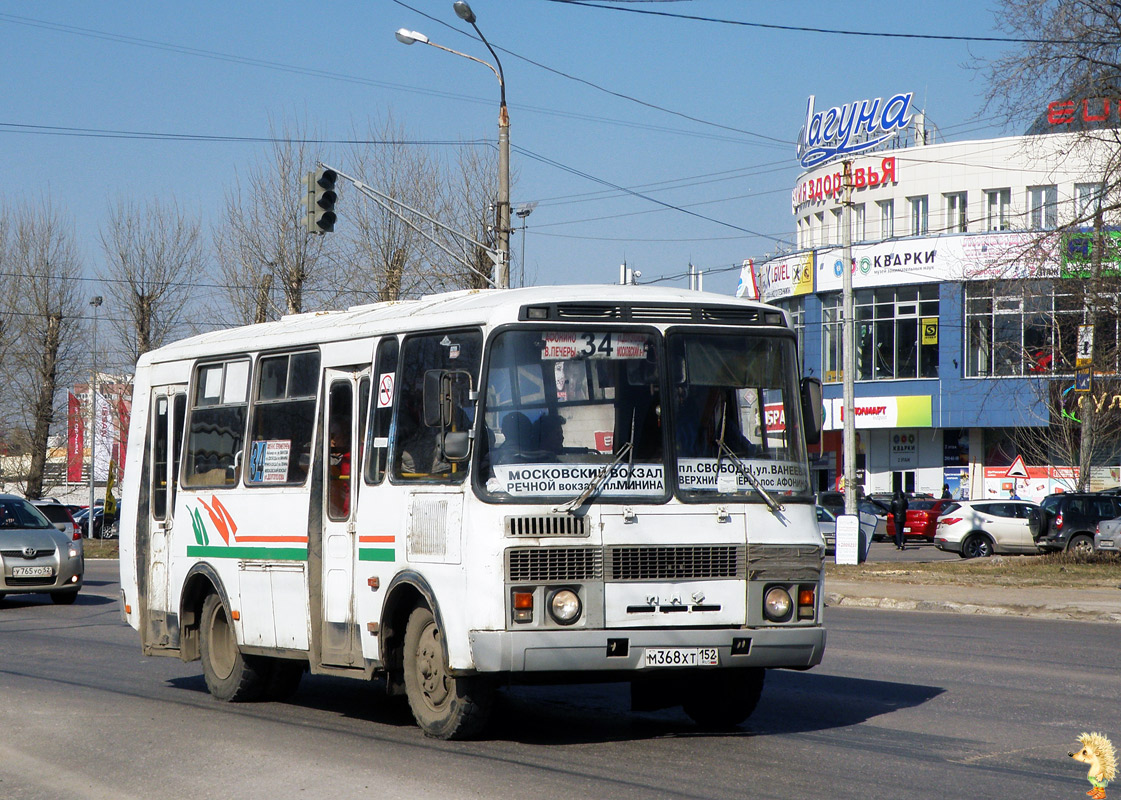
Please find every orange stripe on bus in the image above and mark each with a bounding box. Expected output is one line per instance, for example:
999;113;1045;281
359;535;396;543
235;536;309;543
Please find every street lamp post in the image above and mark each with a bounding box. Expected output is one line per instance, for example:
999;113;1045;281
515;203;535;288
88;295;102;537
396;0;510;288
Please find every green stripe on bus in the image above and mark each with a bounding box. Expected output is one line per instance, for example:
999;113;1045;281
359;548;395;562
186;546;309;561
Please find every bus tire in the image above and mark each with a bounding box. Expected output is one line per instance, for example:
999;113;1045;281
200;593;268;702
403;605;493;739
682;667;765;729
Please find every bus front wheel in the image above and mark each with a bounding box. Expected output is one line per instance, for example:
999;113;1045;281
403;606;493;739
200;593;268;702
682;667;765;729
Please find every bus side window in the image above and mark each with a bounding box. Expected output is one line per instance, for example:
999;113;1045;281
245;350;320;486
392;330;482;482
365;337;399;485
183;359;250;489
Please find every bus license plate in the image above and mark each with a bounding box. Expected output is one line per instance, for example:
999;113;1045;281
12;566;53;578
643;647;719;668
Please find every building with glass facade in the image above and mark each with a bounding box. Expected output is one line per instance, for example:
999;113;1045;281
742;100;1121;501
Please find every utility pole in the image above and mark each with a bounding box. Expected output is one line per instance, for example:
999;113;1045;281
88;295;103;536
842;161;857;515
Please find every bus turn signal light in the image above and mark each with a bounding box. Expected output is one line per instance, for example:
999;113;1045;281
512;591;534;623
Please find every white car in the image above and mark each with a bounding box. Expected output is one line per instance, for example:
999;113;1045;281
933;500;1044;558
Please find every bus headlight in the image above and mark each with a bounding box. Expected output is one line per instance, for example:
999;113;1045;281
548;589;581;625
763;586;793;622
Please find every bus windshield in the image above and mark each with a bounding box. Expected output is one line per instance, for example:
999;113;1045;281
477;327;811;503
479;329;666;501
667;331;811;500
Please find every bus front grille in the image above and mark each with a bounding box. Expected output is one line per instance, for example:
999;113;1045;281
606;545;746;581
506;547;603;582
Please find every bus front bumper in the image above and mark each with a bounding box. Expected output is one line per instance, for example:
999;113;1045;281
468;625;825;673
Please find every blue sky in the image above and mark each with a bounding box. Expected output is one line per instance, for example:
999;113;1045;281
2;1;1015;297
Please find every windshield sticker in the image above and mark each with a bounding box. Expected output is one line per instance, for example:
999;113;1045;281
491;463;665;496
248;439;292;483
541;332;647;360
677;458;809;492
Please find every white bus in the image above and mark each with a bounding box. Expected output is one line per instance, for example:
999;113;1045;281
119;284;825;739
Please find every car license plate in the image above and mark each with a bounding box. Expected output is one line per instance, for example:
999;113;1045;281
12;566;53;578
643;647;719;667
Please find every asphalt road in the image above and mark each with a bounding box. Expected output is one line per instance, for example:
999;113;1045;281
1;560;1115;800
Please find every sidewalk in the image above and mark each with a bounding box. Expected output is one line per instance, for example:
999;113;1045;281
825;578;1121;624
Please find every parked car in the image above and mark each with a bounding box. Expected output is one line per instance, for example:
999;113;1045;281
78;505;119;539
934;500;1044;558
1094;516;1121;554
1036;493;1121;554
816;505;837;554
886;498;951;542
0;494;84;603
30;501;80;541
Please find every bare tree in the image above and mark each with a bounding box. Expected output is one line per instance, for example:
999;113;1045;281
0;200;82;498
337;115;444;303
99;198;204;363
214;119;335;325
979;0;1121;489
439;143;503;291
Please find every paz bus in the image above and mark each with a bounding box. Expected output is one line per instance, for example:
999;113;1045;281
119;284;825;739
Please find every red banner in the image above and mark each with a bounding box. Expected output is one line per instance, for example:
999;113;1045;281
67;392;84;482
117;397;131;480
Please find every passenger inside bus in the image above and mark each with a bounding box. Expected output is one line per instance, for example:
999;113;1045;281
674;386;759;459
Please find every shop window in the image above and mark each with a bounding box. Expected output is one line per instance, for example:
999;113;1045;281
879;199;895;239
945;192;967;233
986;189;1011;231
1028;185;1058;229
823;286;938;382
909;195;929;236
1076;182;1105;221
963;280;1104;377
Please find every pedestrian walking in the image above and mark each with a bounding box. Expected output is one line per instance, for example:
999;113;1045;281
891;490;908;550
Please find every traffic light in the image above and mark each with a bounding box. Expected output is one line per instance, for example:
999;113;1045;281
302;168;338;233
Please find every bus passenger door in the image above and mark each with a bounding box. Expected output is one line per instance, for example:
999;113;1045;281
146;387;185;647
319;368;369;668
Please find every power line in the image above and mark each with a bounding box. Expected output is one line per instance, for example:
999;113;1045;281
515;144;793;245
542;0;1108;45
388;0;788;145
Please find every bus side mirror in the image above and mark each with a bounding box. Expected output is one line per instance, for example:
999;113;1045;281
800;377;823;445
443;431;470;462
423;370;446;427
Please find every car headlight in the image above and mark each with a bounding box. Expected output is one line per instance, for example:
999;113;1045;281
548;589;581;625
763;586;793;622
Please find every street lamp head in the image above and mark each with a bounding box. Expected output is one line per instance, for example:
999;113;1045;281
395;28;428;45
453;1;476;24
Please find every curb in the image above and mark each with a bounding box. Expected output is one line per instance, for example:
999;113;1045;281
825;591;1121;624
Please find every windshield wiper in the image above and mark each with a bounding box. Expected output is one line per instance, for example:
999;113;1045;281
553;441;634;514
713;404;783;514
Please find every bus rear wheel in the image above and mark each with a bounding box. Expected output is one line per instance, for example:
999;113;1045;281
403;606;493;740
682;667;765;729
200;593;268;702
